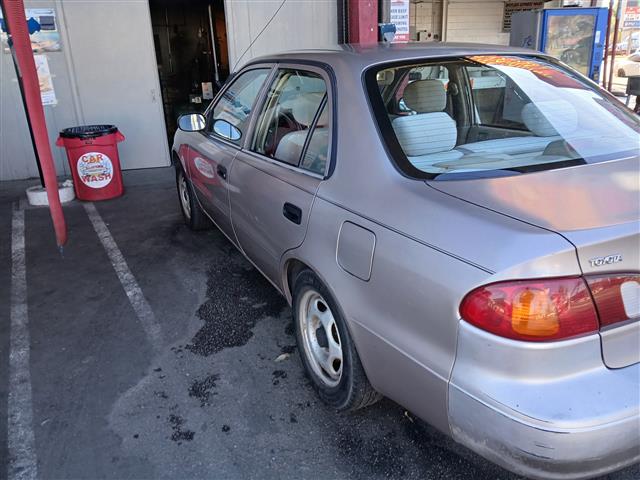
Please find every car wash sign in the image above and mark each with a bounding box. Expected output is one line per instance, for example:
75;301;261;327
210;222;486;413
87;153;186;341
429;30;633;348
390;0;410;43
77;152;113;188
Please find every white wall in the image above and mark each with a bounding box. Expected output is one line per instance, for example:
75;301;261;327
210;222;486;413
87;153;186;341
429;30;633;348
225;0;338;71
444;1;510;45
1;0;170;181
1;0;71;181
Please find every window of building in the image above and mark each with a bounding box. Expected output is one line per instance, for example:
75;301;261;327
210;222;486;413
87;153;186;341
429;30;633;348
208;68;271;144
252;69;328;169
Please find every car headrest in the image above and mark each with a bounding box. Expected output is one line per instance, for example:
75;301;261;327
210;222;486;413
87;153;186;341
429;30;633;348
281;93;325;127
275;130;307;165
403;79;447;113
392;112;457;157
522;100;578;137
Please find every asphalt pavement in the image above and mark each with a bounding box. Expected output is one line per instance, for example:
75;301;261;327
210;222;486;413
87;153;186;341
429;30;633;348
0;168;638;479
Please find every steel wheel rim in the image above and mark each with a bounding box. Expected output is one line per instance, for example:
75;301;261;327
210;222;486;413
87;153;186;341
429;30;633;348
178;173;191;220
298;290;343;387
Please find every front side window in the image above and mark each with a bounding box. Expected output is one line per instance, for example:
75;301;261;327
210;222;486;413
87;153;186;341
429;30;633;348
252;69;329;170
208;68;270;144
367;55;639;180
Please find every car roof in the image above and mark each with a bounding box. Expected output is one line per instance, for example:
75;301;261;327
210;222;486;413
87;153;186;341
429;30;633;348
244;42;543;71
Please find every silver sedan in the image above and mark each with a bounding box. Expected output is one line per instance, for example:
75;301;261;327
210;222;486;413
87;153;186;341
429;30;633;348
172;44;640;479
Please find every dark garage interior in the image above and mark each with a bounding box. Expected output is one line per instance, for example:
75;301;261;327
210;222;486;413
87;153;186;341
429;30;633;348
150;0;229;139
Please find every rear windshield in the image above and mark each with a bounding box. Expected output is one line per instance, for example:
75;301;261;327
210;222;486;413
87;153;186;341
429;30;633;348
365;55;639;180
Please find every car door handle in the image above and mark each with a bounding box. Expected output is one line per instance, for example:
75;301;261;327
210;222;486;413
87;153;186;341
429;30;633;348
282;202;302;225
217;164;227;180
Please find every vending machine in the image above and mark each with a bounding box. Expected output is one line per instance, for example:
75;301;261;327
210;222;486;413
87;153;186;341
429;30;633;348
510;8;609;82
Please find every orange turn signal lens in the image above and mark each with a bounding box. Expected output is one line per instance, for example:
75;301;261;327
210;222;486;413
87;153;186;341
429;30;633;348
511;288;559;336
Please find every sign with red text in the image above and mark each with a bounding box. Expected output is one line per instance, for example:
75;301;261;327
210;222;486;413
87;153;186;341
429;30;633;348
390;0;410;43
77;152;113;188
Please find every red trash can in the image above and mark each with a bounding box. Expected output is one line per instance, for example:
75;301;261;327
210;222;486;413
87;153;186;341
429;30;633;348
56;125;125;201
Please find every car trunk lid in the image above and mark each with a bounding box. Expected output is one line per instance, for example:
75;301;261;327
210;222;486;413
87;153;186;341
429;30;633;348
428;157;640;368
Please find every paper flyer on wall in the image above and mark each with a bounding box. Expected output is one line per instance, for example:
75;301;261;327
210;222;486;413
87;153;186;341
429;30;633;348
35;54;57;106
0;8;61;53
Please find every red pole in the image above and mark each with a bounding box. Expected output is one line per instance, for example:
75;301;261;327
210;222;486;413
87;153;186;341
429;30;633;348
348;0;378;44
3;0;67;246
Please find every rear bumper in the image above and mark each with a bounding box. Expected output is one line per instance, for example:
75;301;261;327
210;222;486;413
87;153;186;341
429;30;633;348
449;386;640;479
449;322;640;480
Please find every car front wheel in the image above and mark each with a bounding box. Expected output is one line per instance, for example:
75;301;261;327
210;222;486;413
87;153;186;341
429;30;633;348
176;167;210;230
293;269;381;411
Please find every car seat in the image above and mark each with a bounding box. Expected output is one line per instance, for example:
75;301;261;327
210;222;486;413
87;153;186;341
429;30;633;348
391;79;463;170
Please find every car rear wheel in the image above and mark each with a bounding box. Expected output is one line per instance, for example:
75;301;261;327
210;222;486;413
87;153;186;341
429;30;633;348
293;269;381;411
176;167;210;230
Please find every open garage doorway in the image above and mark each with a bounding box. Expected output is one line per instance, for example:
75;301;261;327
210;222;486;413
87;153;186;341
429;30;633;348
149;0;229;139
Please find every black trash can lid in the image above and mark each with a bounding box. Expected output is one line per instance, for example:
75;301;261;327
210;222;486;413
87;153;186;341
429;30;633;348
59;125;118;139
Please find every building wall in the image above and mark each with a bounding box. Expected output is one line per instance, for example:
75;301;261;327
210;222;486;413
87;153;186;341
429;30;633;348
1;0;170;181
1;42;41;181
1;0;71;181
444;1;510;45
224;0;338;71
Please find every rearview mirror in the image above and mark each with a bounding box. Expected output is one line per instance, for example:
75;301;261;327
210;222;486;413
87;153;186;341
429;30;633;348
212;119;241;141
178;113;206;132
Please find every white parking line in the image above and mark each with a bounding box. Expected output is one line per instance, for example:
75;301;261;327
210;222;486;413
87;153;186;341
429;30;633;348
83;202;162;350
8;201;38;480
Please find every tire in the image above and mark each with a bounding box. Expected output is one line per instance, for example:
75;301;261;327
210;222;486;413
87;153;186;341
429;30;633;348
292;269;381;411
176;167;210;231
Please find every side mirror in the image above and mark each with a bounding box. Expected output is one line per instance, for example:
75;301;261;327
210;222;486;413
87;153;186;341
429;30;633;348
212;119;241;141
178;113;206;132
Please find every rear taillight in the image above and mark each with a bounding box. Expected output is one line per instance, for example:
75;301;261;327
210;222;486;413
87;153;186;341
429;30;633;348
460;277;599;341
585;274;640;328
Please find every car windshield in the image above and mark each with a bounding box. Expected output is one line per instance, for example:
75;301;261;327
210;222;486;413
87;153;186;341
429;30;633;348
366;55;640;180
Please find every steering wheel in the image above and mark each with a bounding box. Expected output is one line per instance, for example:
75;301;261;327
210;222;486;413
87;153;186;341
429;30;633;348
264;109;299;157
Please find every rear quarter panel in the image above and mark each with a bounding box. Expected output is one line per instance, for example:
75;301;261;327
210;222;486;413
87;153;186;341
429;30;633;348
283;196;488;434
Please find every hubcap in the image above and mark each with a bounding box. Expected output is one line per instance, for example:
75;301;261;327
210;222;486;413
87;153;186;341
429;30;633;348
178;173;191;220
298;290;343;387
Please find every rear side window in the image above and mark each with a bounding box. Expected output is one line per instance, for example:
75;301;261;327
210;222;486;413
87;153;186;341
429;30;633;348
208;68;270;144
466;65;527;130
251;68;329;174
366;55;640;180
300;102;330;175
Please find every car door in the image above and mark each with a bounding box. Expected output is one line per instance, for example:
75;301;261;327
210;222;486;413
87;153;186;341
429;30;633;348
187;66;272;240
229;65;333;285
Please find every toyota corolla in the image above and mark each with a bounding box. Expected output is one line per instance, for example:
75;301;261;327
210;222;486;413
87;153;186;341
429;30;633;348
172;44;640;479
